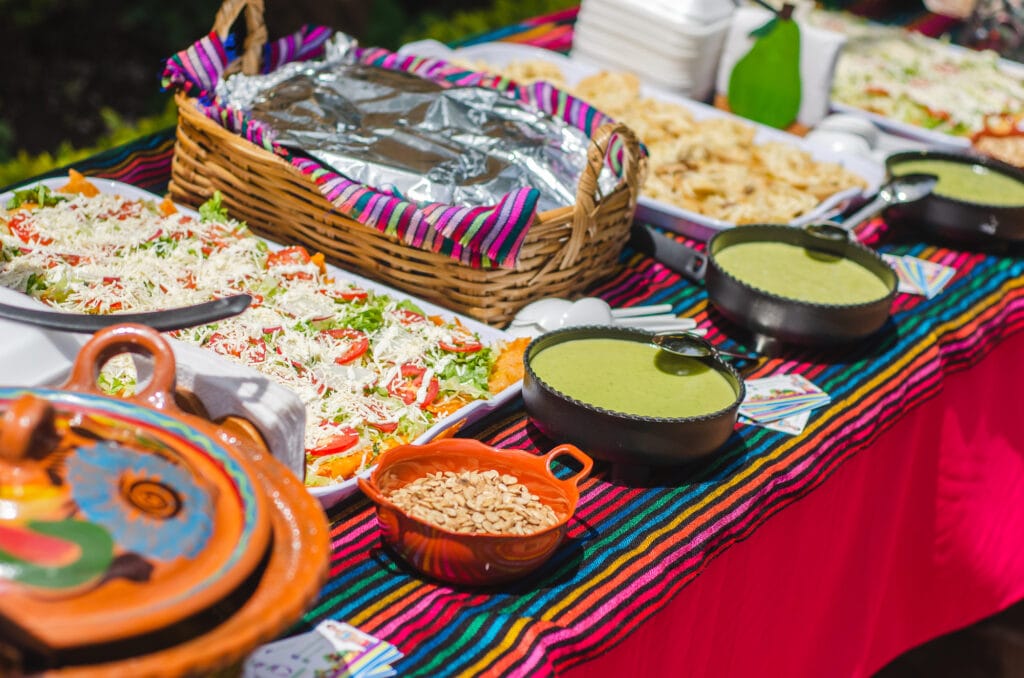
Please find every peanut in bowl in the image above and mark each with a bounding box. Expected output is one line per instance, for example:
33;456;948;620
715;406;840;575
357;438;592;586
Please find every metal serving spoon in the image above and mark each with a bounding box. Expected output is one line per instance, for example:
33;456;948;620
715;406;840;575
652;331;760;361
0;294;253;333
805;172;938;242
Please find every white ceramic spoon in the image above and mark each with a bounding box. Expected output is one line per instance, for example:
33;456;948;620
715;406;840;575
559;298;697;332
511;297;675;330
510;298;573;327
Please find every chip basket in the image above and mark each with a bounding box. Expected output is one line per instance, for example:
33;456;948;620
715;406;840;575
168;0;645;327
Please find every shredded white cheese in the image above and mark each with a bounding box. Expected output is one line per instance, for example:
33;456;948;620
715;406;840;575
0;190;500;487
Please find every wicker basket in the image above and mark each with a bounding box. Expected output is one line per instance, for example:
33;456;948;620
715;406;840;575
169;0;644;326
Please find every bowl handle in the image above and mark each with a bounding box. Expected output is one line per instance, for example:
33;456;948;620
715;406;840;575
543;444;593;489
357;476;386;504
61;323;181;414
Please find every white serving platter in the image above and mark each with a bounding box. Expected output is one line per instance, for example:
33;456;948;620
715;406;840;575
0;177;521;510
398;39;885;241
817;13;1024;151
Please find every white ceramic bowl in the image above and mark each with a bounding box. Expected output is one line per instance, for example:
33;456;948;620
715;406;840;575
805;129;874;159
816;113;881;147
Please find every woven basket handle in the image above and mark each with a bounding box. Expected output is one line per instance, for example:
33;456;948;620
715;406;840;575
211;0;269;76
560;122;644;269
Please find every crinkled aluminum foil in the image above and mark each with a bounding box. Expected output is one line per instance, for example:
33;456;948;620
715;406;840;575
217;36;612;212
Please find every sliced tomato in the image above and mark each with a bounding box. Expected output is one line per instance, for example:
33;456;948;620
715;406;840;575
82;278;124;313
205;331;243;357
200;238;231;257
326;286;369;302
247;336;268;363
308;423;360;457
101;202;141;221
266;246;316;279
440;327;483;353
393;308;426;325
7;213;53;246
386;363;439;407
267;246;312;268
364;400;399;433
321;328;369;365
170;221;194;239
205;333;268;364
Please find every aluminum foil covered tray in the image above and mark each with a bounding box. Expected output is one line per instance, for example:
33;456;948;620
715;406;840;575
217;36;612;213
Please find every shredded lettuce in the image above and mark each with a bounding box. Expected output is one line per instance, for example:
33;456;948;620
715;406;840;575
6;185;67;210
198;191;230;222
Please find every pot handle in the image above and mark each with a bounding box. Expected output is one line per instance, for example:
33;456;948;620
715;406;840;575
62;323;181;414
627;224;707;282
543;444;594;489
804;221;851;242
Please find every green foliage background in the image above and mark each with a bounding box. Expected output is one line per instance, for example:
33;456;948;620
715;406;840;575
0;0;575;188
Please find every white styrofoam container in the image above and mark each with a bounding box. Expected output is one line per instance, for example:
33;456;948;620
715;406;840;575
570;6;732;100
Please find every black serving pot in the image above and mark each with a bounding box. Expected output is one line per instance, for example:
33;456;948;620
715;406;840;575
522;326;744;467
885;150;1024;244
705;224;898;348
628;223;898;352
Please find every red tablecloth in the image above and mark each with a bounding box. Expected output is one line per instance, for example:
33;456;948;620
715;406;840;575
567;329;1024;677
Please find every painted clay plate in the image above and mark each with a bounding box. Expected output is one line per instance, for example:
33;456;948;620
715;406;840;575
38;415;330;677
0;376;272;652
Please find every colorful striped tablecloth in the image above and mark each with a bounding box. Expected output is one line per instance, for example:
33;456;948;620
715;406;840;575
12;6;1024;677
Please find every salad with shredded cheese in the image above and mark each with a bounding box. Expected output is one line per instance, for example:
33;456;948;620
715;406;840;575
0;173;525;487
812;11;1024;138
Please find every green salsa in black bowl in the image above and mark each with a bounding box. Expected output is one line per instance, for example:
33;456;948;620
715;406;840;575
884;150;1024;245
522;326;745;470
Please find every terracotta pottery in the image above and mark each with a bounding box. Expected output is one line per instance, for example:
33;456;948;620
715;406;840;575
0;324;329;676
358;438;593;586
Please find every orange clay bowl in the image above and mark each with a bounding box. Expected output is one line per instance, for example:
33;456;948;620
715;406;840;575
358;439;593;587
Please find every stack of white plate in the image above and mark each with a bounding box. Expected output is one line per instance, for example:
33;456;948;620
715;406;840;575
570;0;735;101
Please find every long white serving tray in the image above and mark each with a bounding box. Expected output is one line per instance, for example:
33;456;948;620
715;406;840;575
0;177;522;509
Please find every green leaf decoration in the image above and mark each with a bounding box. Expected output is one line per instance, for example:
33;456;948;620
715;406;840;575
727;16;802;129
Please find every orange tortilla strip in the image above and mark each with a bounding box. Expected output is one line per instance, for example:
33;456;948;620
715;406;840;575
59;169;100;197
489;337;530;393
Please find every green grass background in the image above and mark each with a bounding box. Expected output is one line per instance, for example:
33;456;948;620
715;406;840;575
0;0;575;187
